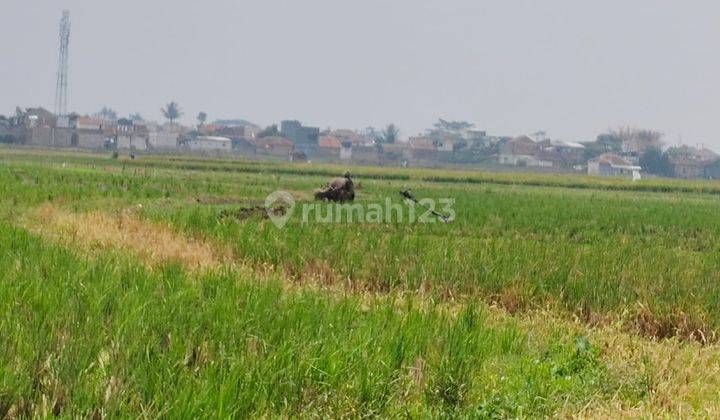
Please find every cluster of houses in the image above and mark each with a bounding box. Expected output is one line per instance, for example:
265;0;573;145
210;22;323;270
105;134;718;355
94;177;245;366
664;146;720;180
3;106;720;180
0;108;180;152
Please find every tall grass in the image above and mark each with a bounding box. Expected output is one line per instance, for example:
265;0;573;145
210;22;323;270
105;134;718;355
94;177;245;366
18;150;720;414
0;222;640;417
4;151;720;339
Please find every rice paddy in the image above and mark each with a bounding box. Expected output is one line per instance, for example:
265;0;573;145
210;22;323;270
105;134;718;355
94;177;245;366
2;147;720;417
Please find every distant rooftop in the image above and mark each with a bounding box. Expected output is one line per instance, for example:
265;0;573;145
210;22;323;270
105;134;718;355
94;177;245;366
550;140;585;149
252;136;294;147
194;136;232;142
212;119;259;128
318;135;342;149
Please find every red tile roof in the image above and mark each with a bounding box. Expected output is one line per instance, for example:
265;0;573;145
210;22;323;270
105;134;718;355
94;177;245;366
318;135;342;149
76;116;107;126
198;124;220;135
590;153;631;166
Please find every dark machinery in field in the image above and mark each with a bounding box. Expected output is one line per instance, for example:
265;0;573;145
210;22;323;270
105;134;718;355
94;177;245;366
315;171;356;202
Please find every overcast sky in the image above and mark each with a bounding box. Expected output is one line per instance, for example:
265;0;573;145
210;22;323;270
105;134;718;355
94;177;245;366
1;1;719;145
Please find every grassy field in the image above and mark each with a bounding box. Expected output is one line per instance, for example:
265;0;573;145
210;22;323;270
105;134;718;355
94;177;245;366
3;147;720;417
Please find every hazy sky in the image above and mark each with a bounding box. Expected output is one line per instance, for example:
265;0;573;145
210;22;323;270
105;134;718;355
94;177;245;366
1;1;719;145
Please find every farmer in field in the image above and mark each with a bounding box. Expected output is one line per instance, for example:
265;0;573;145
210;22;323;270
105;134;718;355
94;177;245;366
314;171;355;202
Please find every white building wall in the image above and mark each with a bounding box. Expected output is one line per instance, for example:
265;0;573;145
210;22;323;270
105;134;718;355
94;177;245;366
187;138;232;152
118;134;148;151
149;130;179;150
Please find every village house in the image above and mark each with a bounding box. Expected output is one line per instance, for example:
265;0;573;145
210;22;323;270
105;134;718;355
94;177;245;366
437;133;469;162
116;134;148;151
702;159;720;179
15;107;56;131
197;124;254;156
75;131;110;149
340;142;352;161
231;137;257;156
115;119;149;151
145;122;182;150
407;136;438;164
184;136;233;154
281;120;319;156
12;103;720;182
331;129;365;144
331;129;374;145
3;107;73;147
213;126;246;139
433;134;458;153
199;124;246;139
538;139;586;167
587;153;641;178
666;147;719;179
74;116;113;149
23;126;53;146
51;128;73;147
75;116;109;131
317;135;342;160
670;157;706;179
462;131;497;150
694;147;718;162
150;130;180;150
380;143;410;165
326;129;377;163
213;119;260;139
252;136;294;159
197;124;220;136
498;136;552;167
350;144;380;164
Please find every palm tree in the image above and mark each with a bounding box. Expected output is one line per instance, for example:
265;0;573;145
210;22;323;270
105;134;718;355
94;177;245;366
161;102;183;126
197;112;207;129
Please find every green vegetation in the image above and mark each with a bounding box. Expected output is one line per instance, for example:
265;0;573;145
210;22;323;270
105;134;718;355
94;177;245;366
160;101;182;126
2;148;720;416
0;224;634;416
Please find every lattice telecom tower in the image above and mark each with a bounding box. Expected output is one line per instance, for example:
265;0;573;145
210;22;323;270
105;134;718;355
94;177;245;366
54;10;71;117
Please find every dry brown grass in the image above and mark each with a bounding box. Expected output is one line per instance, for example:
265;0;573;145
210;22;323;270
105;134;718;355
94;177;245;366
593;332;720;417
511;309;720;418
629;304;714;345
25;204;232;272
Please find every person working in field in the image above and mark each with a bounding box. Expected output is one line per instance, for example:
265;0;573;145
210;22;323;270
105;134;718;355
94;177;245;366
314;171;355;202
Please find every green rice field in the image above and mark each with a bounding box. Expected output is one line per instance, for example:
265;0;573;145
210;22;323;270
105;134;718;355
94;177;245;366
2;147;720;417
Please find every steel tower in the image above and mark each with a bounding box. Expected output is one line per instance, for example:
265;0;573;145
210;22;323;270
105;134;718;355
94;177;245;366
54;10;71;117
